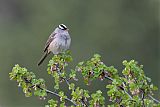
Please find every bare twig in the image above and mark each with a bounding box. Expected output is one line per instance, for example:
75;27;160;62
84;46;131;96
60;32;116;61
148;95;160;104
45;89;77;106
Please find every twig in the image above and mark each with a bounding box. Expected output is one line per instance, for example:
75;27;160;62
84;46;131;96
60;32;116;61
45;89;77;106
124;89;132;99
24;77;77;106
105;71;160;105
55;62;89;107
148;95;160;104
105;76;113;81
57;70;89;107
129;68;159;105
141;90;145;107
105;74;133;99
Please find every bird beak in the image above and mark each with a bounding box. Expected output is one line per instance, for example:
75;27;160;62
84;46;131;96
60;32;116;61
66;28;69;31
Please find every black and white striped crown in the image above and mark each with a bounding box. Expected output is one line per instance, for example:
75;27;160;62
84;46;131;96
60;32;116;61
58;24;67;30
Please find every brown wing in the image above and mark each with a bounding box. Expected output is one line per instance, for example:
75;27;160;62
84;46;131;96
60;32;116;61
43;33;56;52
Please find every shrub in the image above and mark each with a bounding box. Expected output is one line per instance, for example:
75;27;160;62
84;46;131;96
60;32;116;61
9;51;160;107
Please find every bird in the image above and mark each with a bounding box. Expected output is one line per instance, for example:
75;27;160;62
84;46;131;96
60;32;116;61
37;24;71;66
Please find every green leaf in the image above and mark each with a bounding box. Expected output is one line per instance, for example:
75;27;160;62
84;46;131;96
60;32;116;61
69;83;75;90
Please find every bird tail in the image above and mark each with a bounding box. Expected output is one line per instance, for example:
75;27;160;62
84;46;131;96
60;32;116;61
37;52;49;66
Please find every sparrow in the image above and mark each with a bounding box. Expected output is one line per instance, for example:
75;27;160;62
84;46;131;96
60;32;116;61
37;24;71;66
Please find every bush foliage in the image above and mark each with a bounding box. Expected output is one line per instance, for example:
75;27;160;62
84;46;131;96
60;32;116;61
9;51;160;107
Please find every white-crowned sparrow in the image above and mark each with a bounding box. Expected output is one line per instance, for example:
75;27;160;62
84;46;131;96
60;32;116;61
37;24;71;66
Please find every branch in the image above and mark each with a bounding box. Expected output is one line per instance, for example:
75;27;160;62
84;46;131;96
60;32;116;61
141;91;145;107
129;68;160;105
105;74;133;99
148;95;160;104
24;78;77;106
45;88;77;106
105;72;160;104
57;70;89;107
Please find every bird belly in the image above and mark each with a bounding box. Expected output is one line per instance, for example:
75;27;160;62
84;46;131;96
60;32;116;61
48;38;70;54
